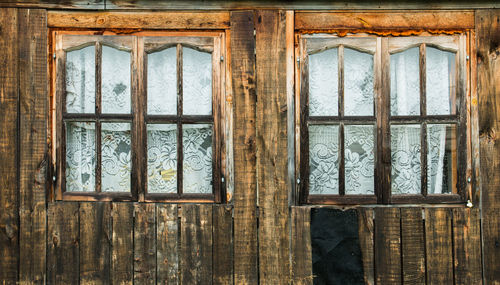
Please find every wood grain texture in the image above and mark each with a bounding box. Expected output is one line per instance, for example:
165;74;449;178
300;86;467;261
230;10;258;284
291;207;313;285
295;11;474;30
180;204;213;284
47;202;79;285
156;203;179;285
358;208;374;285
213;205;233;285
79;202;111;284
17;8;47;285
256;10;290;284
401;208;425;285
48;11;229;29
111;202;133;285
374;208;401;285
425;208;453;284
477;9;500;284
453;208;482;285
134;203;156;284
0;8;19;284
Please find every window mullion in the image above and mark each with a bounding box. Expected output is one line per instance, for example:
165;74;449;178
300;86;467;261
177;43;184;196
133;36;143;202
420;43;428;197
95;41;102;193
338;45;345;196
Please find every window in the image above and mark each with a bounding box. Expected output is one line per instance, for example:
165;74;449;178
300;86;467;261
297;34;469;204
52;31;226;202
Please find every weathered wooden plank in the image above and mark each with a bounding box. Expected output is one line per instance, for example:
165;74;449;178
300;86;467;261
79;202;111;284
358;208;374;285
156;204;179;285
213;205;233;285
295;11;475;31
425;208;453;284
256;10;290;284
0;8;19;284
230;10;258;284
111;202;134;285
48;11;230;29
47;202;79;285
134;203;156;284
477;9;500;284
291;207;313;285
453;208;482;285
0;0;103;9
180;204;213;284
17;8;47;285
401;208;425;285
374;208;401;285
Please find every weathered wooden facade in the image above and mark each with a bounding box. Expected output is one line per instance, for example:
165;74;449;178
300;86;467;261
0;1;499;284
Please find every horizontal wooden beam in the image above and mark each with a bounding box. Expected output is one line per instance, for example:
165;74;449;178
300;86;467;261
295;11;475;30
47;11;230;29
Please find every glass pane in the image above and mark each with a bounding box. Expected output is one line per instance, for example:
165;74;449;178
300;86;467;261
309;48;338;116
391;124;421;194
344;48;374;116
344;125;375;194
309;125;339;194
147;47;177;115
390;47;420;116
426;47;456;115
147;124;177;193
101;123;131;192
66;46;95;113
66;122;96;192
427;124;457;194
102;45;131;114
183;124;212;193
183;47;212;115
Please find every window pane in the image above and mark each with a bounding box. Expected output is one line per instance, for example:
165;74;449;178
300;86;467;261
426;47;456;115
345;125;374;194
427;124;457;194
390;47;420;116
344;48;374;116
66;122;96;192
309;125;339;194
101;123;131;192
102;45;131;114
183;124;212;193
147;124;177;194
66;46;95;113
183;47;212;115
391;124;421;194
309;48;338;116
147;47;177;115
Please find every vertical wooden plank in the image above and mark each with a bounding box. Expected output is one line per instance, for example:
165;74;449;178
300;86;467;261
358;208;374;285
111;202;133;285
47;202;79;285
285;10;295;205
213;205;233;285
401;208;425;285
374;208;401;284
17;8;47;285
453;207;482;285
134;203;156;284
0;8;19;284
156;203;179;285
476;9;500;284
425;208;453;284
79;202;111;284
180;204;213;284
230;10;258;284
255;9;290;284
291;207;313;285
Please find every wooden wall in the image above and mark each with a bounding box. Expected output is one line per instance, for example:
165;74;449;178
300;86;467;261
0;6;499;285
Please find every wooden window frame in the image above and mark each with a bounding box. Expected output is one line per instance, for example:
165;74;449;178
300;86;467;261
50;29;228;203
294;12;475;205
